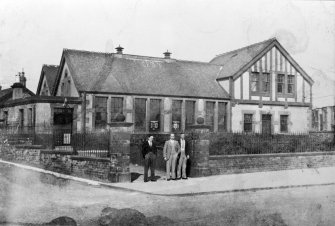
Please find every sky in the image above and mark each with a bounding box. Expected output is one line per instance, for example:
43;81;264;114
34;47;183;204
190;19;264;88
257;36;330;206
0;0;334;106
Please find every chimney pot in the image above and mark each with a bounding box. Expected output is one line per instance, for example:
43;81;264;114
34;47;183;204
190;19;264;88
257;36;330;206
115;45;124;54
163;50;171;59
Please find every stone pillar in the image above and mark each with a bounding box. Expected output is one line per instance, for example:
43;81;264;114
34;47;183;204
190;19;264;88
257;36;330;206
189;120;211;177
163;97;172;132
108;121;133;183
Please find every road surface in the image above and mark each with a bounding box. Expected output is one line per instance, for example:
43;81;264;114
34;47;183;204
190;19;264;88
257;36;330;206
0;163;334;225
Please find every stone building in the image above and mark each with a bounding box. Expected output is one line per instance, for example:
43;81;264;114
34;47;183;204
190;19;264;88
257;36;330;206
1;38;314;135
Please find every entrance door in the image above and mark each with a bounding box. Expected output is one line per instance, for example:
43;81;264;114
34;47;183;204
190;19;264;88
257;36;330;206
53;108;73;146
262;114;272;134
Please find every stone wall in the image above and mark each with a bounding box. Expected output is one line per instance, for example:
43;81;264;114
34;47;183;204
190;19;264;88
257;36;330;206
0;144;130;183
209;152;335;175
0;144;42;167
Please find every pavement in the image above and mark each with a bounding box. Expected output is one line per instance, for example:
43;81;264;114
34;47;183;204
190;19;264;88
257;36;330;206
1;159;335;196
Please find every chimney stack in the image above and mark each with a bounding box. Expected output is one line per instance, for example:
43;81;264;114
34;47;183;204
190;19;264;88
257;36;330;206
115;45;124;54
163;50;171;59
20;70;26;87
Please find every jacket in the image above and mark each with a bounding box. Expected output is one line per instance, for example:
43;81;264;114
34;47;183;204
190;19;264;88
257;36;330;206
178;139;190;156
141;141;157;159
163;140;180;160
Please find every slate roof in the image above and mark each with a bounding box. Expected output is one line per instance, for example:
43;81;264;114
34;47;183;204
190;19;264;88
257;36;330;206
36;64;59;95
210;38;276;80
59;49;229;99
0;88;12;104
0;87;35;105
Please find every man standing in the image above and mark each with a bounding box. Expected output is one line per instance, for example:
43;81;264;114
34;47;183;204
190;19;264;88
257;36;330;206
142;135;157;182
177;133;190;179
163;133;180;181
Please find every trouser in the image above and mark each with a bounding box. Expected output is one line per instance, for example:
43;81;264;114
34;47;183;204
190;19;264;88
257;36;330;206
177;155;187;178
166;154;178;179
144;152;156;181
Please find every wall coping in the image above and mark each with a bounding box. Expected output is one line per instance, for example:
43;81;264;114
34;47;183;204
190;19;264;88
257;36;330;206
14;144;45;149
40;150;73;155
70;156;111;162
210;151;335;159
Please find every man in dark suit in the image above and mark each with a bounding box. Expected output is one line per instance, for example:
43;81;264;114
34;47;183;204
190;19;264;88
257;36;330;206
142;135;157;182
177;133;190;179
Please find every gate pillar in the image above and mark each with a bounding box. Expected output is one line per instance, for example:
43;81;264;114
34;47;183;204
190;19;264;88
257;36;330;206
108;121;133;183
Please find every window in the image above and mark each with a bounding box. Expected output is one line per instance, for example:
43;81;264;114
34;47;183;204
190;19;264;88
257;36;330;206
287;75;295;94
61;83;65;96
67;80;71;96
134;98;146;131
277;74;285;94
110;97;123;122
95;97;108;128
205;101;215;131
172;100;182;132
149;99;161;132
218;102;226;132
185;100;195;130
322;108;327;131
262;73;270;93
3;111;8;126
28;108;33;127
280;115;289;133
243;114;253;132
19;109;24;127
251;73;259;92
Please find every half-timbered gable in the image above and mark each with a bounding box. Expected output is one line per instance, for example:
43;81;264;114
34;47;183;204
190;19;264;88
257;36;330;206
212;38;314;133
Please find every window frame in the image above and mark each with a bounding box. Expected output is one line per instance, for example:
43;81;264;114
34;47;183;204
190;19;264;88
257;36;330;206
205;101;215;131
185;100;196;131
94;96;108;129
280;115;289;133
243;114;253;132
110;97;124;122
250;72;271;96
134;98;147;132
171;99;182;132
149;99;162;132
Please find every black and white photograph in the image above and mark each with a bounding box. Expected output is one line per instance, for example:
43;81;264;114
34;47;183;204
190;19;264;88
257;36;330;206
0;0;334;225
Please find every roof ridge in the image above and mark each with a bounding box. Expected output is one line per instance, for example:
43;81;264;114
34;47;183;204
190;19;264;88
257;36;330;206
43;64;59;67
63;48;114;55
214;37;277;58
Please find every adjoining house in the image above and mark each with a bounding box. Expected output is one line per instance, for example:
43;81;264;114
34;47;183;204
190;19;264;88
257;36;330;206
312;106;335;131
0;38;314;135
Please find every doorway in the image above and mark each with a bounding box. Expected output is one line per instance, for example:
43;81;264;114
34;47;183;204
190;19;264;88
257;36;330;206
262;114;272;134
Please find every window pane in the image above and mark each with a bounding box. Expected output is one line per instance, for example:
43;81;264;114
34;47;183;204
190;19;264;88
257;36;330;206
218;102;226;132
135;98;146;131
277;74;284;93
244;114;253;132
95;96;108;128
262;73;270;92
251;73;259;92
185;101;195;130
172;100;182;132
205;101;215;131
110;97;123;122
149;99;161;131
280;115;288;132
287;75;294;94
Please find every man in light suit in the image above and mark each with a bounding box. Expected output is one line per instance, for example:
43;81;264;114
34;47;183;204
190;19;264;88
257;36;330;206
163;133;180;181
177;133;190;179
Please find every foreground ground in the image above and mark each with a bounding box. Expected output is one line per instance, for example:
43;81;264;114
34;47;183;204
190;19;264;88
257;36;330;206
0;163;334;226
